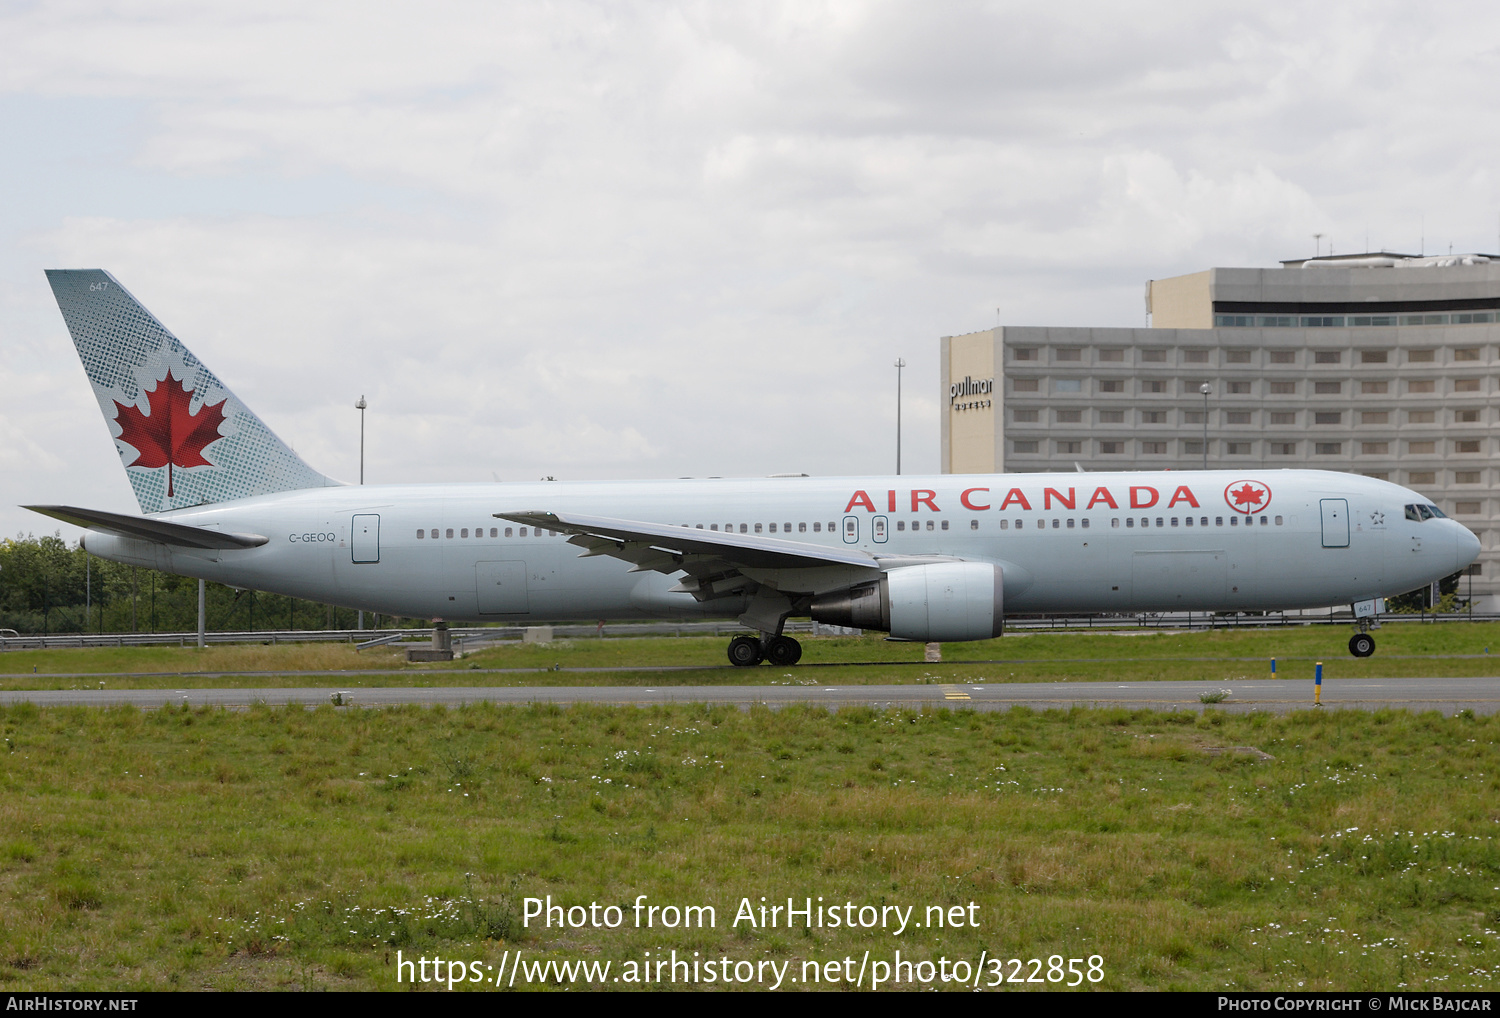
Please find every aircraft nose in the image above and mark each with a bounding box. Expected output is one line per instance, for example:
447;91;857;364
1455;524;1481;573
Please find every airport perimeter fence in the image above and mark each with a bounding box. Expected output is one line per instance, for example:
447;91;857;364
1;611;1495;651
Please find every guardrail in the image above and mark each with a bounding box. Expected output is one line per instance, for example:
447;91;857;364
1;612;1493;651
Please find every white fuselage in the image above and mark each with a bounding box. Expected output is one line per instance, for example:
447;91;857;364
76;469;1479;625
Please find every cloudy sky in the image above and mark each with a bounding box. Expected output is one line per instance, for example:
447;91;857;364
4;2;1499;540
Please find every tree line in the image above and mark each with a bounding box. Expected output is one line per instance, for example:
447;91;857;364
0;533;425;635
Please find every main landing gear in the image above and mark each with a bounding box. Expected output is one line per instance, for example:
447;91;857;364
727;634;802;667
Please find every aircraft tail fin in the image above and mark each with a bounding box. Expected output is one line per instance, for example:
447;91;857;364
45;269;338;514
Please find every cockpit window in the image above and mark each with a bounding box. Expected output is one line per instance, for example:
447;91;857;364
1426;504;1446;518
1407;503;1442;521
1406;504;1425;521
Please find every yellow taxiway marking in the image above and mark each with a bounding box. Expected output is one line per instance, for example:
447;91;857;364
940;684;971;700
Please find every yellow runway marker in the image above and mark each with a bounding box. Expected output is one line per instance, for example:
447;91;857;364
940;684;971;700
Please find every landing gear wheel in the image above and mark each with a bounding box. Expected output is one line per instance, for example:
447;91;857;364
1349;633;1376;658
765;635;802;667
728;635;764;667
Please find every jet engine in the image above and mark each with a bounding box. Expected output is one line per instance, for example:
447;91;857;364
810;562;1003;642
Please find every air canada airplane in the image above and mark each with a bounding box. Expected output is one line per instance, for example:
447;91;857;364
28;270;1480;665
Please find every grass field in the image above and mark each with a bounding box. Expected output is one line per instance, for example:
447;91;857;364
1;698;1498;991
4;621;1500;689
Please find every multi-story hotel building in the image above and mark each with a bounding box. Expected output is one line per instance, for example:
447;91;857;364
940;252;1500;606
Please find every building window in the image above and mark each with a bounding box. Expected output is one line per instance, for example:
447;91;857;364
1099;409;1124;423
1455;378;1481;392
1226;411;1251;424
1013;408;1039;422
1363;473;1389;481
1184;410;1205;424
1360;381;1389;394
1409;441;1436;454
1226;349;1252;364
1361;442;1389;455
1408;471;1436;485
1314;412;1342;425
1456;471;1481;484
1226;381;1252;394
1014;440;1039;453
1141;441;1167;455
1099;441;1123;454
1098;380;1124;393
1315;442;1342;455
1457;409;1481;423
1409;380;1436;394
1184;441;1206;455
1141;410;1166;424
1269;350;1296;364
1183;349;1209;363
1055;347;1082;362
1313;381;1341;394
1013;379;1039;392
1141;380;1166;393
1270;381;1296;394
1304;317;1345;327
1271;442;1297;455
1408;349;1436;363
1055;379;1082;392
1141;349;1167;362
1227;442;1252;455
1314;351;1342;364
1409;410;1435;423
1055;409;1082;423
1271;411;1297;425
1360;411;1388;425
1360;350;1389;364
1098;348;1125;362
1057;440;1082;454
1454;348;1481;361
1456;440;1482;454
1455;502;1482;515
1013;348;1037;361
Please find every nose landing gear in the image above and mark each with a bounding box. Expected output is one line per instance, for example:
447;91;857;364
726;633;803;667
1348;631;1376;658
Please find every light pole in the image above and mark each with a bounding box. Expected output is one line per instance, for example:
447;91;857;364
1199;382;1211;470
355;395;367;485
894;359;906;475
355;394;367;632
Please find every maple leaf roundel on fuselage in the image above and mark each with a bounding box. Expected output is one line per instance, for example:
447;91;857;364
111;370;228;497
1223;479;1271;514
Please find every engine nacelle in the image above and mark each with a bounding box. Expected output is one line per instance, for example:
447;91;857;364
810;562;1003;642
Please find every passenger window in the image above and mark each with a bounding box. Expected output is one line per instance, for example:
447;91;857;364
1260;516;1267;526
1184;517;1193;527
941;520;950;531
1230;516;1239;526
461;529;468;538
798;523;806;533
755;523;763;534
1000;520;1008;530
1111;518;1119;528
1081;519;1089;529
446;528;454;538
1156;518;1164;527
970;520;979;530
1126;518;1134;528
519;528;527;537
740;524;748;534
1216;518;1223;526
490;528;498;537
505;528;513;537
1170;518;1179;527
897;520;905;531
811;522;819;532
784;522;792;532
710;524;719;531
1051;519;1059;529
926;520;935;531
416;529;425;539
767;523;775;533
696;524;704;529
1065;518;1075;529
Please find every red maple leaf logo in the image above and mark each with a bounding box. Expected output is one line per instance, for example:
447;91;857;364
1224;480;1271;514
112;371;227;497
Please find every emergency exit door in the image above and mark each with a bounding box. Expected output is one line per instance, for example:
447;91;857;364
352;514;380;563
1320;499;1349;548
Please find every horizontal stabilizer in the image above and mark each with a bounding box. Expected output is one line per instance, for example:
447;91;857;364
24;505;269;550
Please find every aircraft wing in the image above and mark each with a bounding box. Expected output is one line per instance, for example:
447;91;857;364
25;505;270;550
495;510;879;574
